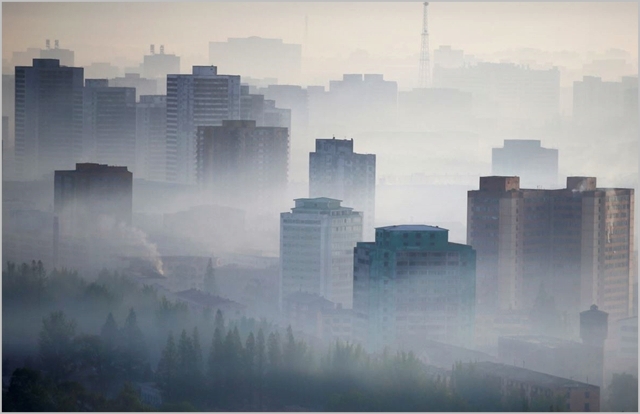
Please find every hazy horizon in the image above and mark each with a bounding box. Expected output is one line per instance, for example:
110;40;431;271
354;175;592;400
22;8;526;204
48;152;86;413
3;2;638;88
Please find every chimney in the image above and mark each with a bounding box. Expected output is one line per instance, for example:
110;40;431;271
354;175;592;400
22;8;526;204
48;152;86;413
45;39;50;49
150;44;155;55
160;45;165;54
54;40;59;49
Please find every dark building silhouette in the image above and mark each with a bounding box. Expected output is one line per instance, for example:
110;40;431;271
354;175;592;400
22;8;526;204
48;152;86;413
196;120;289;214
353;225;476;352
468;176;634;328
83;79;137;172
15;59;84;181
54;163;133;237
309;138;376;241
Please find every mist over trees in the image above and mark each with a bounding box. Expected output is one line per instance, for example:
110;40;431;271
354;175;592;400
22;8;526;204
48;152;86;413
2;260;581;411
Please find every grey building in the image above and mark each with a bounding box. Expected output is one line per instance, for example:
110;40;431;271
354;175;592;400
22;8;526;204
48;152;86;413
309;138;376;241
209;37;302;84
166;65;241;184
40;40;74;67
83;79;137;172
15;59;84;181
196;120;289;214
110;73;158;100
136;95;167;182
141;45;180;94
54;163;133;238
280;198;363;310
492;140;559;189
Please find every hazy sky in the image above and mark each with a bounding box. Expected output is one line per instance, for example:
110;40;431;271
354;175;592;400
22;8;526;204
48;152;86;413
3;2;638;68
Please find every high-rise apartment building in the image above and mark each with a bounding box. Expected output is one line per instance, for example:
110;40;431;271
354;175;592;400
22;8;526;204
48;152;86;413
327;74;398;132
141;45;180;94
492;140;559;189
209;37;302;84
280;198;363;309
15;59;84;181
110;73;158;100
83;79;137;171
136;95;167;182
166;65;241;184
468;176;634;325
196;120;289;214
309;138;376;241
434;62;560;123
573;75;638;127
54;163;133;237
353;225;476;352
39;40;74;67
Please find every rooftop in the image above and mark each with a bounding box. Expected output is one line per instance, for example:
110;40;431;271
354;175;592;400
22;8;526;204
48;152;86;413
500;334;581;349
474;361;598;389
377;225;448;232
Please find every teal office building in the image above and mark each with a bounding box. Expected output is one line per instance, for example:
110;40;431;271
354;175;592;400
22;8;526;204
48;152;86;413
353;225;476;353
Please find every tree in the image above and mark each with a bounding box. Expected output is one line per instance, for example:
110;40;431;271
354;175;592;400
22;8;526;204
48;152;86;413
3;368;56;411
255;328;266;409
204;258;218;295
243;332;256;404
121;308;149;381
156;332;178;400
38;311;77;380
267;331;282;371
108;382;149;412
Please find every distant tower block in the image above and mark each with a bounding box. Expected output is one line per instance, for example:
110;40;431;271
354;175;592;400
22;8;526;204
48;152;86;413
150;44;155;55
419;2;431;88
580;304;608;348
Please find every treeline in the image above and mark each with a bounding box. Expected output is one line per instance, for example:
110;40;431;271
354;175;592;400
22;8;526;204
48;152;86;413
3;261;568;411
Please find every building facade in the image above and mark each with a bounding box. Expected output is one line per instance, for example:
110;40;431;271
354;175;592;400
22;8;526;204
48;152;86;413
196;120;289;214
280;198;363;310
136;95;167;181
110;73;158;100
83;80;137;171
209;37;302;84
54;163;133;237
492;140;559;189
15;59;84;180
166;65;241;184
464;361;600;412
309;138;376;241
468;176;635;326
353;225;476;352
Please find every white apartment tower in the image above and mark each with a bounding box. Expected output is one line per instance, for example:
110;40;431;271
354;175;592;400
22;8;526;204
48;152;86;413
280;198;363;310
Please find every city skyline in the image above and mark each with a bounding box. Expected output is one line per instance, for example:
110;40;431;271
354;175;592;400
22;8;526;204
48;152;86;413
3;2;638;88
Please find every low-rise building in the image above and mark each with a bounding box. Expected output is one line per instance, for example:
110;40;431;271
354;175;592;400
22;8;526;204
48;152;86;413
467;361;600;412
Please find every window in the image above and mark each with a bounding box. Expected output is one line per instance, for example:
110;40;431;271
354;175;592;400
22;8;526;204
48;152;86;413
585;403;590;412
